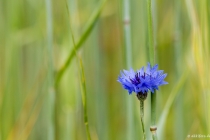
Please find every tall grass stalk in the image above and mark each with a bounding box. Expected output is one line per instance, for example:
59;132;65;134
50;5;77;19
146;0;157;139
122;0;134;139
55;0;107;86
66;0;80;139
54;1;106;138
78;59;91;140
65;2;91;139
45;0;55;139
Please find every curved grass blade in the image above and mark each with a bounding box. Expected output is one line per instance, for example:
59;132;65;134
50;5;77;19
158;69;189;139
64;1;91;139
55;0;107;86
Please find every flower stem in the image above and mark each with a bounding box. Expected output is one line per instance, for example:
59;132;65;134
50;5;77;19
147;0;157;139
140;100;146;140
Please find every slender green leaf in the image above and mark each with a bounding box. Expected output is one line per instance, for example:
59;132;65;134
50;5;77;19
65;1;91;139
55;0;107;86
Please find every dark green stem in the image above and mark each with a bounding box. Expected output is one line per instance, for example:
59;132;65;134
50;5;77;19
140;100;146;140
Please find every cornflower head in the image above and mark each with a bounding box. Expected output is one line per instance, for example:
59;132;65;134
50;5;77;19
117;63;168;101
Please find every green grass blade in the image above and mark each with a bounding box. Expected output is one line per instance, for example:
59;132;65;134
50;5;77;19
79;59;91;140
55;0;107;86
65;2;91;139
158;69;189;139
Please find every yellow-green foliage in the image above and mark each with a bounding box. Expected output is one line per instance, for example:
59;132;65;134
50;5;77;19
0;0;209;140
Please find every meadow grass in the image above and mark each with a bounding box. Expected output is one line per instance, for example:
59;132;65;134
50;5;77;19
0;0;209;140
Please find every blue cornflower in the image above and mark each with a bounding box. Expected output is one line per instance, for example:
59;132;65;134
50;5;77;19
117;63;168;100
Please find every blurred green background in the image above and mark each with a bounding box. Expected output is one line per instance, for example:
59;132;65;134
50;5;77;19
0;0;210;140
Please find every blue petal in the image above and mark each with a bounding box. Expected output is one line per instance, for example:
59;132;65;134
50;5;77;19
150;64;158;73
146;63;151;74
137;67;145;76
117;63;168;95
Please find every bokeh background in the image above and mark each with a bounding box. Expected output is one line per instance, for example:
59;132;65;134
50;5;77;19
0;0;210;140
